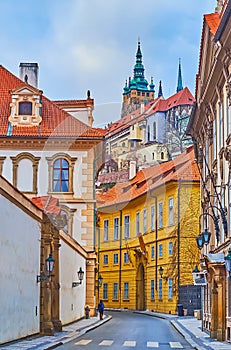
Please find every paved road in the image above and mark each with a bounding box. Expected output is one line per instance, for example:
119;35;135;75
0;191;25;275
58;310;194;349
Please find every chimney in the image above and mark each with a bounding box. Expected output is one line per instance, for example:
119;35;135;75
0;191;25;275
129;160;137;180
19;63;39;88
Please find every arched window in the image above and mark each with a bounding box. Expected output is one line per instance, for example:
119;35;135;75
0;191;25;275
53;158;69;192
153;122;156;140
161;152;164;160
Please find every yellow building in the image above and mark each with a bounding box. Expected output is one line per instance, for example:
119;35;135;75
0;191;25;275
96;146;200;314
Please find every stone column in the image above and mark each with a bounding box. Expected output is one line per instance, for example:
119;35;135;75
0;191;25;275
215;273;226;341
210;284;218;339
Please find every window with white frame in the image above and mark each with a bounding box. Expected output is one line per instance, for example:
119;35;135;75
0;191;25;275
213;118;217;159
124;282;129;299
168;198;174;225
124;215;130;238
103;283;108;300
159;243;163;257
136;212;140;235
124;252;129;263
143;208;147;233
104;219;109;241
159;279;162;300
158;202;163;228
151;279;155;300
113;282;119;300
169;242;173;255
113;253;118;264
168;278;173;299
114;217;119;240
151;245;155;259
103;254;108;265
151;205;155;231
219;101;224;148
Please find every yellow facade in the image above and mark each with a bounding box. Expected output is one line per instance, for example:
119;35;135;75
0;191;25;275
96;177;200;314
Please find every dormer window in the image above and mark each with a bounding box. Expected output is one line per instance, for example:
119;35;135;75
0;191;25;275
9;83;43;126
19;102;32;115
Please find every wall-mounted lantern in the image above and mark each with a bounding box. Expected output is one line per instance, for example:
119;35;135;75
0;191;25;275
37;253;55;283
158;266;168;281
225;248;231;279
72;267;84;287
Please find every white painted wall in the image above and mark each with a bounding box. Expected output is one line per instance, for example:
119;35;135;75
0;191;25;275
146;111;166;143
0;195;41;344
60;240;86;325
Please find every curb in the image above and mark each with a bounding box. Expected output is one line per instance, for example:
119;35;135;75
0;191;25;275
44;315;112;349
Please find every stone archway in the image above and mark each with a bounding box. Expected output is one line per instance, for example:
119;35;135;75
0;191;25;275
136;263;145;310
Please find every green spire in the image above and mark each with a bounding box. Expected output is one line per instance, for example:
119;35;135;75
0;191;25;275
177;58;183;92
158;80;163;97
149;77;155;91
132;39;148;90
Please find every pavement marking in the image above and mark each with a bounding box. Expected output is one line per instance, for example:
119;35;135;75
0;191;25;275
147;341;159;347
99;340;114;346
169;342;183;348
75;339;92;345
123;340;136;347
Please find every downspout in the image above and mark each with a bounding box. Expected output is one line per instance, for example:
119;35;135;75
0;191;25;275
177;181;181;302
119;210;122;308
154;196;158;291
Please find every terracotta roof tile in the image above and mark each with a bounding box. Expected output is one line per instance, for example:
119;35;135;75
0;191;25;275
0;65;104;139
97;146;199;209
32;195;61;215
204;13;221;36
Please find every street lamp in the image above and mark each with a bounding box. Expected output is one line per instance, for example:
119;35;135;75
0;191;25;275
158;266;168;281
196;213;212;249
225;248;231;279
72;267;84;287
37;252;55;283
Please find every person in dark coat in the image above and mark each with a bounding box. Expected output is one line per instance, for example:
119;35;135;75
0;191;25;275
97;300;105;320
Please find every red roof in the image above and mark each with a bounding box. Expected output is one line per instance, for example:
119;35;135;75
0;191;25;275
204;13;221;36
0;65;104;139
97;146;199;209
106;88;194;137
32;195;61;215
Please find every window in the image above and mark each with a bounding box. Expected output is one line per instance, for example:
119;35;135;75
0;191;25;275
151;280;155;300
113;283;119;300
104;219;109;241
168;198;174;225
19;101;32;115
151;205;155;231
136;212;140;235
60;209;68;233
124;282;129;299
227;97;231;136
103;254;108;265
143;155;146;162
161;152;164;160
143;209;147;233
219;101;224;148
153;122;156;140
159;279;163;300
124;252;129;263
213;118;217;158
113;253;118;264
159;244;163;257
124;215;130;238
158;202;163;228
169;242;173;255
151;246;155;259
53;158;69;192
168;278;173;299
103;283;108;300
114;217;119;240
152;152;155;160
148;125;150;142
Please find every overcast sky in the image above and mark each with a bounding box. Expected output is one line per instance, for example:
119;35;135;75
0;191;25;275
0;0;215;127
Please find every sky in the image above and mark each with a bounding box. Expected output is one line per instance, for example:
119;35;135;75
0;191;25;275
0;0;215;128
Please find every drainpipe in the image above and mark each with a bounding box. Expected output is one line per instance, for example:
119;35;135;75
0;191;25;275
177;181;181;302
150;192;158;290
119;210;122;308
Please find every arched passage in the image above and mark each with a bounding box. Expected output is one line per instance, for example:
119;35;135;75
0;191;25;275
136;263;145;310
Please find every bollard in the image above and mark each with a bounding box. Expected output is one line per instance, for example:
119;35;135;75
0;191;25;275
85;305;90;319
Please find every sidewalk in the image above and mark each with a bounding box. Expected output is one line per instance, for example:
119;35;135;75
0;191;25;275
1;311;231;350
0;315;111;350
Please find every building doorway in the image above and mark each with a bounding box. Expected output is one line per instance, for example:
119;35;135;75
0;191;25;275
136;263;145;310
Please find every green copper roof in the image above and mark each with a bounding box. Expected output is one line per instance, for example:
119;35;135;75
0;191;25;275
123;40;153;94
177;58;183;92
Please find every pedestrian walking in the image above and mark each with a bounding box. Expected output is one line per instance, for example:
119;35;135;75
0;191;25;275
97;300;105;320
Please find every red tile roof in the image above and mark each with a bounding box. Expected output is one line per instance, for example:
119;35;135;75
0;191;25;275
53;99;94;108
97;146;199;209
32;195;61;215
0;65;104;139
105;88;194;137
204;13;221;36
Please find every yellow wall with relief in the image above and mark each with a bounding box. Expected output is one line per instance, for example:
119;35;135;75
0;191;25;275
96;178;200;314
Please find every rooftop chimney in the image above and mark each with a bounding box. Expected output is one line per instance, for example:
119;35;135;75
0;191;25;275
19;63;39;88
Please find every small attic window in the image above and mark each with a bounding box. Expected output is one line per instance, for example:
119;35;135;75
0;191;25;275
19;102;32;115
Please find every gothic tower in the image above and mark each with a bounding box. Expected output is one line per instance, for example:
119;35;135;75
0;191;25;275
121;40;155;117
